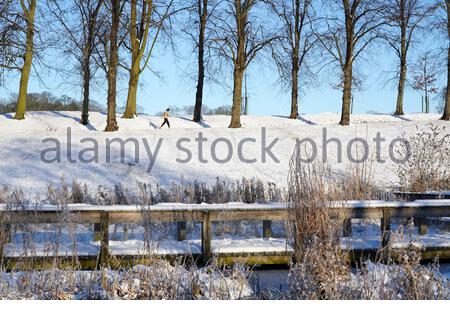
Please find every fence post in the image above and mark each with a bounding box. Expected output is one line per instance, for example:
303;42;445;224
0;226;5;268
94;223;102;241
5;224;11;243
99;212;110;268
416;218;428;235
381;208;391;248
343;219;352;237
177;222;187;241
0;223;12;266
202;212;211;264
123;225;129;241
263;220;273;238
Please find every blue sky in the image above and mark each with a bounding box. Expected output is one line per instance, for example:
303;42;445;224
0;14;446;116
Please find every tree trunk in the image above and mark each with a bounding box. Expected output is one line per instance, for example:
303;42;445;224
81;53;91;125
395;0;407;116
340;64;352;126
193;0;207;123
395;60;407;116
105;0;120;132
81;1;103;126
443;46;450;120
193;55;204;122
229;66;244;128
340;0;353;126
229;0;246;129
123;0;139;119
290;59;299;119
14;0;36;120
123;64;140;118
289;0;301;120
442;0;450;121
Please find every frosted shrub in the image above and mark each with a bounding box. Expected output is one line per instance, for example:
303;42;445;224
286;240;350;299
14;177;285;206
285;147;449;300
0;186;11;203
46;180;71;205
70;180;90;204
344;251;449;300
287;150;344;260
286;250;449;300
113;183;132;205
396;124;450;192
0;261;253;300
136;177;284;205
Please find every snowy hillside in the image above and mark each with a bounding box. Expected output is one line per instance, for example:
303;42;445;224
0;111;447;196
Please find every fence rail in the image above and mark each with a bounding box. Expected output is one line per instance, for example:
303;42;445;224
1;200;450;267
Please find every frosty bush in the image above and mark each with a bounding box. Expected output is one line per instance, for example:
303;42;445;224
23;177;285;206
395;124;450;192
40;178;285;205
0;260;253;300
287;146;380;261
135;177;284;205
286;248;449;300
284;147;450;300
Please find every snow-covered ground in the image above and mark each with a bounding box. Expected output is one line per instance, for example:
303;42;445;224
0;111;447;195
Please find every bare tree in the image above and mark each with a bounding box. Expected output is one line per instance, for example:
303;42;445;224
441;0;450;120
269;0;317;119
121;0;175;119
193;0;209;123
318;0;385;125
211;0;277;128
104;0;126;131
383;0;432;116
0;1;15;84
46;0;105;125
0;0;37;119
189;0;213;123
180;0;219;122
411;51;439;113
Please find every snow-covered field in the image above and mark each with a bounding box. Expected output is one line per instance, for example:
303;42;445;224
0;111;447;195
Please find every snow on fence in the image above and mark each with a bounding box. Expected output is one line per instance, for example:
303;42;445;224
1;200;450;267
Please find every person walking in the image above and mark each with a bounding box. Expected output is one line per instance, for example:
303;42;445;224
160;108;170;128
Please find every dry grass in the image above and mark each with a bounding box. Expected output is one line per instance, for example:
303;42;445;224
0;260;253;299
396;124;450;192
285;146;449;300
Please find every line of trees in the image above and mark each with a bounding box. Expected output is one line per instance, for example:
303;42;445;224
0;91;104;113
0;0;449;130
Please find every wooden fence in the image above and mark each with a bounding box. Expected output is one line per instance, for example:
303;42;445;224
1;200;449;267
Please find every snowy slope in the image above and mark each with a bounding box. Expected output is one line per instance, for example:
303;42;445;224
0;111;447;196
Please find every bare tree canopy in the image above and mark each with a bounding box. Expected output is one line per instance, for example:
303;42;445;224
382;0;434;116
269;0;318;119
210;0;278;128
180;0;219;123
46;0;105;125
121;0;178;119
0;0;38;120
411;51;439;113
317;0;386;125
